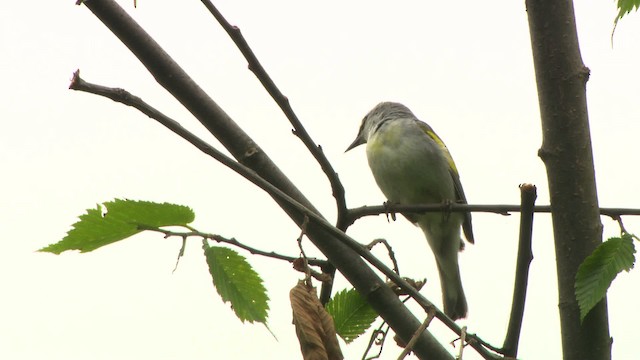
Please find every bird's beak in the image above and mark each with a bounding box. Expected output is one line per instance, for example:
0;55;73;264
345;134;365;153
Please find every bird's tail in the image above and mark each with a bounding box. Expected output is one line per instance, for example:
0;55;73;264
419;216;468;320
436;258;467;320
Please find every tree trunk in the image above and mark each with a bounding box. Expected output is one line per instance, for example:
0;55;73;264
525;1;612;359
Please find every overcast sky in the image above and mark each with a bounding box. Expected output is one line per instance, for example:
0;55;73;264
2;1;640;359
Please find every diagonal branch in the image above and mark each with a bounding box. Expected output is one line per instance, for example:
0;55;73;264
198;0;348;227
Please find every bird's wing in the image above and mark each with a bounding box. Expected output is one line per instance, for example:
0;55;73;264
416;121;475;244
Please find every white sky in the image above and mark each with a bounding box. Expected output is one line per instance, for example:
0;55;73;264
2;1;640;359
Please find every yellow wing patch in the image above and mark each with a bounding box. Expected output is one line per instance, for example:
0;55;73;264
416;121;474;243
416;122;459;175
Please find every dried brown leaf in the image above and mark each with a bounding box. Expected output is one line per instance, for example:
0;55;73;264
290;280;344;360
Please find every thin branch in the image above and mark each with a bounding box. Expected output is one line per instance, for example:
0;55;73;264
502;184;537;357
69;72;319;226
347;203;640;226
367;238;401;275
458;326;468;360
296;215;313;282
141;225;329;267
363;325;390;360
613;215;629;235
598;208;640;217
172;236;188;273
198;0;348;225
466;335;504;356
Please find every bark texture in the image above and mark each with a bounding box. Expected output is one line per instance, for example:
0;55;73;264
526;1;612;359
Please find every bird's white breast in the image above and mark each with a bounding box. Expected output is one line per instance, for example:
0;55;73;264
365;120;455;205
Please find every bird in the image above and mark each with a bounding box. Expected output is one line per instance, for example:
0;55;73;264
345;101;474;320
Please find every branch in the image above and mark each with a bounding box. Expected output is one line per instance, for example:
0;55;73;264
141;225;328;268
502;184;537;357
457;326;468;360
347;203;640;226
198;0;348;225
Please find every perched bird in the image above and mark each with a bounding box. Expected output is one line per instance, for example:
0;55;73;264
346;102;474;320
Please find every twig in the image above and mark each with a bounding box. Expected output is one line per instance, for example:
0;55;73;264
296;216;313;282
502;184;537;357
363;325;390;360
600;208;640;218
387;279;426;297
613;215;629;235
397;308;437;359
466;335;504;355
367;238;400;275
172;236;187;273
347;203;640;226
198;0;348;225
69;72;321;244
141;225;328;268
458;326;467;359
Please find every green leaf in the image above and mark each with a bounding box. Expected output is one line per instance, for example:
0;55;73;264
326;288;378;343
615;0;640;25
39;199;195;254
203;243;269;324
575;234;636;321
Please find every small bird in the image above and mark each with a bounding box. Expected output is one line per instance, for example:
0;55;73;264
346;102;474;320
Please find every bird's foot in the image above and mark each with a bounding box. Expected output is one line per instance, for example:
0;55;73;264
441;199;454;222
383;201;398;222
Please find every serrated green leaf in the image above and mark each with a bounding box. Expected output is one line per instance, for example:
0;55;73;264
203;243;269;324
615;0;640;25
326;288;378;343
39;199;195;254
575;234;636;321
